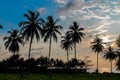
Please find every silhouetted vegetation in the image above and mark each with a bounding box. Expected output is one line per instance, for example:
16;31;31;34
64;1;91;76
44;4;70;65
0;10;120;76
41;16;63;59
67;21;85;59
0;55;89;73
104;46;117;73
90;35;104;73
19;10;43;59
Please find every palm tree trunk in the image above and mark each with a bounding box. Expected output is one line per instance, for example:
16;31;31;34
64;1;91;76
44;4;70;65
67;49;69;62
110;60;112;73
49;36;52;59
96;52;99;73
74;43;76;59
28;36;33;60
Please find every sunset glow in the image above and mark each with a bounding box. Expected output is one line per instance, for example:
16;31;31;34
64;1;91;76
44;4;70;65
0;0;119;73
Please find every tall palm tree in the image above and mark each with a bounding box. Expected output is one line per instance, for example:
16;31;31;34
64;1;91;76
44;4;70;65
67;21;85;59
104;46;117;73
3;29;24;55
19;10;42;59
42;16;63;59
115;35;120;70
60;34;73;62
90;36;104;73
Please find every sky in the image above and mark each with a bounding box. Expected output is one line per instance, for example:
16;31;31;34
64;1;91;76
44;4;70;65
0;0;120;73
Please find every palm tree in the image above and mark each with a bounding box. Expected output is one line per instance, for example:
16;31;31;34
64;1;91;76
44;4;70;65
19;10;42;59
42;16;63;59
60;34;73;62
3;29;24;55
115;35;120;70
67;21;85;59
104;46;117;73
90;36;104;73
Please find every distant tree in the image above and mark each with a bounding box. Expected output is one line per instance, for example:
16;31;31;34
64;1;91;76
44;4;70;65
50;58;55;69
41;16;63;59
25;58;37;71
19;10;43;59
54;59;65;69
90;36;104;73
115;35;120;70
3;29;24;55
104;46;117;73
61;34;73;62
6;54;20;68
67;58;79;69
67;21;85;59
82;56;93;71
116;57;120;70
36;56;49;69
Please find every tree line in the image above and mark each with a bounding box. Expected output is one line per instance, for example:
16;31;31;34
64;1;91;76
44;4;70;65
0;54;91;73
0;10;120;73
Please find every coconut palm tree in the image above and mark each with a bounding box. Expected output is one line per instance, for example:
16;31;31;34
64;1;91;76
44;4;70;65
115;35;120;70
42;16;63;59
3;29;24;55
67;21;85;59
60;33;73;62
90;36;104;73
104;46;117;73
19;10;42;59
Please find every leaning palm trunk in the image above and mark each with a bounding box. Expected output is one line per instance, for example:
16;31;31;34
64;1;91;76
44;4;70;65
49;36;52;59
96;52;99;73
67;49;69;62
28;36;33;60
110;60;112;73
74;43;76;59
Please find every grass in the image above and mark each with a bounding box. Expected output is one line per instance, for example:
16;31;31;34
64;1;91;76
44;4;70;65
0;73;120;80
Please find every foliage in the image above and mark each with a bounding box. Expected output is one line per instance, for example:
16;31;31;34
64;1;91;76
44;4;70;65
90;35;104;73
67;21;85;59
19;10;42;59
3;29;24;55
0;56;88;73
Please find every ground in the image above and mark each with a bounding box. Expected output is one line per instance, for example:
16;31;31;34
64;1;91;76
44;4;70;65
0;73;120;80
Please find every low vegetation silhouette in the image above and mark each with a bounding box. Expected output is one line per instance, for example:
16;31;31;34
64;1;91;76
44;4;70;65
0;10;120;80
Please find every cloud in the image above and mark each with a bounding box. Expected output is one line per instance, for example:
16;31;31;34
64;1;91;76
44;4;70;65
31;47;44;51
37;8;46;14
60;15;66;20
56;0;120;37
55;0;68;6
55;0;74;7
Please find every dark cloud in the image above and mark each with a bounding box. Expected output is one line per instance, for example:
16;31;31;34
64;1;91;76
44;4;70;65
57;0;79;15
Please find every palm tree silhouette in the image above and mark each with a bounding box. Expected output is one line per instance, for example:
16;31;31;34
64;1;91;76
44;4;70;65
3;29;24;55
67;21;85;59
115;35;120;70
61;34;73;62
104;46;117;73
19;10;42;59
42;16;63;59
90;36;104;73
116;35;120;49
